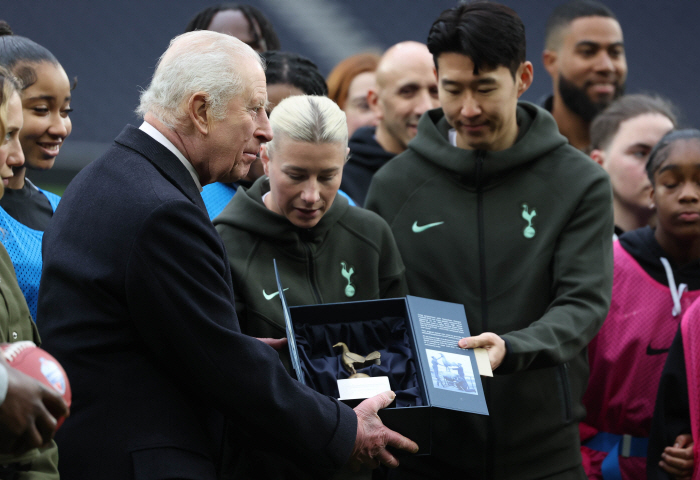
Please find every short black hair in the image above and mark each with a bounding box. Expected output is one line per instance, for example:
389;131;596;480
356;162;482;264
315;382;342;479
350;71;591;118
262;51;327;97
590;94;678;152
184;3;281;52
427;1;526;78
646;129;700;184
0;20;60;89
545;0;617;50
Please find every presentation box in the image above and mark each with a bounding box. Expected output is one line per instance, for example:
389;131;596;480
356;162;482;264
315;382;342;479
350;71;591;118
273;260;488;455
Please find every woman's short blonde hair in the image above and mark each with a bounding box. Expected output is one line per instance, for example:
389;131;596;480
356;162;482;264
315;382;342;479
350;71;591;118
266;95;348;158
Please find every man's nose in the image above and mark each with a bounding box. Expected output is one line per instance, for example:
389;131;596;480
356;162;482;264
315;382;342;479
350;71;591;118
461;94;481;118
593;52;615;73
256;109;273;142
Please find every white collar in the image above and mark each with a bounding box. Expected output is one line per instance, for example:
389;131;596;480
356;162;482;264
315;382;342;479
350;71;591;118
448;129;458;147
139;121;202;192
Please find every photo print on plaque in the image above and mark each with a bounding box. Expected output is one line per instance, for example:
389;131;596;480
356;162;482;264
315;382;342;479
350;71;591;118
426;349;477;395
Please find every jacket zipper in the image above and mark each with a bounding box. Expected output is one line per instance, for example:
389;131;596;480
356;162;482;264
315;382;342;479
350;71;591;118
302;240;322;304
476;151;488;333
476;151;492;479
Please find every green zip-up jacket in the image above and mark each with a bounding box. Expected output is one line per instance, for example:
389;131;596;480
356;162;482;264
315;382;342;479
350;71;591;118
366;102;613;480
0;245;59;478
214;177;408;369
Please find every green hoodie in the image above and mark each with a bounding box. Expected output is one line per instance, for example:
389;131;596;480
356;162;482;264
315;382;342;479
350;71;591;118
366;102;613;479
0;246;59;478
214;176;408;370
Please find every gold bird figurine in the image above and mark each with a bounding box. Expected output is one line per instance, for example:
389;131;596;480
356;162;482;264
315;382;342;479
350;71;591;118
333;342;381;378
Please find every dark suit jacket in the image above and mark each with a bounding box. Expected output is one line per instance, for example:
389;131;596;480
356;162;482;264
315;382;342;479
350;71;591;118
37;126;356;480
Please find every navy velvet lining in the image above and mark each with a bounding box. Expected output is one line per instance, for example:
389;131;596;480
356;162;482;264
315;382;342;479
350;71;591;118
294;316;422;407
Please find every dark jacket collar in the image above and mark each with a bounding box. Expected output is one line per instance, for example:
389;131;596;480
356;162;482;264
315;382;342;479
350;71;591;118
114;125;206;213
619;226;700;289
408;102;567;185
348;126;395;170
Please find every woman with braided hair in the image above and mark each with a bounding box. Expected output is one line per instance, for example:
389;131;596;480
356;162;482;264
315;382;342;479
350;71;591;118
263;50;327;112
185;3;280;53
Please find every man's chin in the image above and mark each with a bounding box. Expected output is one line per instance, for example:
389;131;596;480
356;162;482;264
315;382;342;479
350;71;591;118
242;158;265;183
558;74;625;122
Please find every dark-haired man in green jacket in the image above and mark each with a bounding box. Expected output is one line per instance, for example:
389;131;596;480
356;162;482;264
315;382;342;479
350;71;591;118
366;3;613;479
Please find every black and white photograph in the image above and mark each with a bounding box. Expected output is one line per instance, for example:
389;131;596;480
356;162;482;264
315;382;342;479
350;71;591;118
426;349;477;395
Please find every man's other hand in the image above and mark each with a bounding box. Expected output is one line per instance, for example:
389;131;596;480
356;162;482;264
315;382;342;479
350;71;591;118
348;391;419;470
0;363;69;454
458;332;506;370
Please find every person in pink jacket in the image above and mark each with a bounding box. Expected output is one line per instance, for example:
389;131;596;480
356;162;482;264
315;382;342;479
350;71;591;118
582;129;700;479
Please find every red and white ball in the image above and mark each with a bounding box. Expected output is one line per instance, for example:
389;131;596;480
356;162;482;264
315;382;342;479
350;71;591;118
1;341;71;426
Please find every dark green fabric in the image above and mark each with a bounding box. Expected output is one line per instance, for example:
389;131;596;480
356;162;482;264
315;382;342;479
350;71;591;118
366;101;614;479
0;245;59;479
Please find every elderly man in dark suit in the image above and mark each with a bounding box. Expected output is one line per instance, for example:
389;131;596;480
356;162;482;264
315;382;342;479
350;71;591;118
36;31;417;480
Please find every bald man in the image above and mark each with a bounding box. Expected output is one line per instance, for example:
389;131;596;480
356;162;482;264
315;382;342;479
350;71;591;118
341;41;438;206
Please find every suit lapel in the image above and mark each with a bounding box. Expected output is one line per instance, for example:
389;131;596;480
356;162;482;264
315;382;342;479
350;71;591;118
114;125;207;213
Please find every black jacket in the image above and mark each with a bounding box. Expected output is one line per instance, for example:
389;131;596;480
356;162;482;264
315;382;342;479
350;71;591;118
37;125;356;479
341;126;395;206
619;227;700;289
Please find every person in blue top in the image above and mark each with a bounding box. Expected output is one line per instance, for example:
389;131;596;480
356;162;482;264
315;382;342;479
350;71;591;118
0;22;73;320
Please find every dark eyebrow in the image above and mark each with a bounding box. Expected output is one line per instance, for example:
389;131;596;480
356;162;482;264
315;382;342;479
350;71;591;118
397;81;420;90
575;40;624;49
283;165;341;174
657;164;700;175
441;77;497;87
26;95;71;103
440;79;461;88
627;142;652;150
657;165;679;175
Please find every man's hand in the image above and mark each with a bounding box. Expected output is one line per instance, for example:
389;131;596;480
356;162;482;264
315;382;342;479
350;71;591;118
255;337;288;351
458;332;506;371
349;391;419;470
659;433;694;480
0;363;69;454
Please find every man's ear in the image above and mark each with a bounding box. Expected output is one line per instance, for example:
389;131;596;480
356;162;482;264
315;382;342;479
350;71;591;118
516;61;533;98
188;92;210;135
367;89;382;118
590;149;606;167
261;144;271;176
542;50;558;79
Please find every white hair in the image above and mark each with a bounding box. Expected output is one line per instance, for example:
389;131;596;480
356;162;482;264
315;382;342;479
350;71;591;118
266;95;348;157
136;30;263;128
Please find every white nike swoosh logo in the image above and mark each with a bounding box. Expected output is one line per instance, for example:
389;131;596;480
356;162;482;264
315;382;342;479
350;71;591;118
263;288;289;300
412;221;444;233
